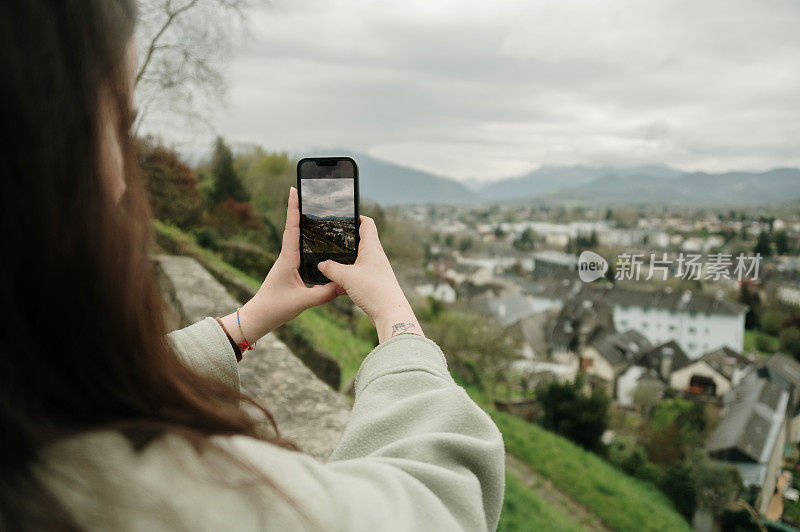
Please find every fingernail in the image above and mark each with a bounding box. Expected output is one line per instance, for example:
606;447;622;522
317;261;327;270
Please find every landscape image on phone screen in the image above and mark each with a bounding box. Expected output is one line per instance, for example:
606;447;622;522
300;178;356;254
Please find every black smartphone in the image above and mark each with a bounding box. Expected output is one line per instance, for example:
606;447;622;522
297;157;360;285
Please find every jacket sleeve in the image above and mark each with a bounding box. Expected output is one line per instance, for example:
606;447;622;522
325;334;506;531
165;317;240;391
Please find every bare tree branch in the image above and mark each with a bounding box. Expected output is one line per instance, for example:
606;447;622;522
135;0;201;86
133;0;253;132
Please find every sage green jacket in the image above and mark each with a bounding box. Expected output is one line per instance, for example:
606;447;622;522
37;318;505;531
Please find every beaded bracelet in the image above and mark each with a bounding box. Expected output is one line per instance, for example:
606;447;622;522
236;308;256;351
215;317;243;362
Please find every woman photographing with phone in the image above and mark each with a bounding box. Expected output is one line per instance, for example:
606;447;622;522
0;1;504;530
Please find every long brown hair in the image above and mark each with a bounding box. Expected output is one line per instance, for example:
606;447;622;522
0;1;292;528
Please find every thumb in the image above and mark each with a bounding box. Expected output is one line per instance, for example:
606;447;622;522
317;260;353;288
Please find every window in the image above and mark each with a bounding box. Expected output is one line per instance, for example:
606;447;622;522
641;322;649;329
689;327;696;334
669;325;676;331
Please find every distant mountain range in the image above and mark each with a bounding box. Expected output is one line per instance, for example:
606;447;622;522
298;150;800;207
344;152;478;205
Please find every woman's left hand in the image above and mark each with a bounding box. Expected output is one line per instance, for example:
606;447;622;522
219;186;343;346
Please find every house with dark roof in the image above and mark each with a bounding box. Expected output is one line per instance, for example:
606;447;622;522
547;295;614;356
512;310;558;359
637;340;692;380
581;330;652;397
706;376;790;515
751;354;800;408
669;346;750;397
615;341;690;407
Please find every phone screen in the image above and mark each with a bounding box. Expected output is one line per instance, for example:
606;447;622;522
297;157;359;285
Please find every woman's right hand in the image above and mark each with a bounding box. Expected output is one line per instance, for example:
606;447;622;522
317;216;423;343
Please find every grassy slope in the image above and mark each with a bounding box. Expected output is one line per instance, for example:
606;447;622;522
493;410;690;532
461;382;690;532
153;220;690;531
499;472;586;532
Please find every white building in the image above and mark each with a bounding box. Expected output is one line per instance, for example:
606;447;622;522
603;288;746;359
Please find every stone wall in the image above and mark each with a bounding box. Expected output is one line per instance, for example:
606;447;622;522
152;254;351;460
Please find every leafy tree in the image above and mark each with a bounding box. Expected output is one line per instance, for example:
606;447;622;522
458;237;474;252
738;283;760;330
361;203;386;235
659;463;697;519
785;314;800;330
210;198;260;237
229;147;293;253
210;137;249;204
424;311;518;401
780;327;800;360
775;230;790;255
644;422;685;467
755;333;777;353
512;228;536;251
535;375;610;452
689;451;741;514
137;138;202;229
646;399;709;466
753;230;772;257
760;309;788;336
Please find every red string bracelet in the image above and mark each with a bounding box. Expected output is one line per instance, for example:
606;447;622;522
236;308;256;351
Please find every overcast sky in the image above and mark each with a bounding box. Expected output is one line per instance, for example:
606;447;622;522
301;179;355;218
153;0;800;182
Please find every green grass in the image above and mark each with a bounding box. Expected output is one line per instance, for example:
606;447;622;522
744;329;780;355
491;409;691;532
289;307;374;388
499;472;586;532
153;220;262;291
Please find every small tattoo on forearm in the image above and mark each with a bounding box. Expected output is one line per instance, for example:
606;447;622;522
391;322;417;336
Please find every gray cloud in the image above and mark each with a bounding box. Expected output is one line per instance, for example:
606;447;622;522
146;0;800;181
301;178;354;218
